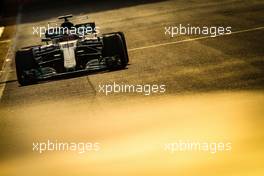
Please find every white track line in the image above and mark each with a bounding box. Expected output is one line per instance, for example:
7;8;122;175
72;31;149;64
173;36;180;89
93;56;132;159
0;27;4;37
128;26;264;52
0;43;13;100
0;39;11;44
0;6;22;100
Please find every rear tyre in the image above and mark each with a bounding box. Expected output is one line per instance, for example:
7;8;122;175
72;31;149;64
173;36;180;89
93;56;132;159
103;33;128;69
15;48;36;86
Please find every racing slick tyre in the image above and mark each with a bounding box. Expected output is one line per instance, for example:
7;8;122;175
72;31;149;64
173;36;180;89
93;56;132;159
15;48;36;86
117;32;129;64
103;33;128;69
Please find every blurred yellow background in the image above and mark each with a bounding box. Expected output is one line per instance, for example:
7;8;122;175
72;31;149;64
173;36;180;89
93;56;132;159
0;90;263;176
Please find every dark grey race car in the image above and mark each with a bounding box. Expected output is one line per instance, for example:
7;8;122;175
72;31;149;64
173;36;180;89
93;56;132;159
15;15;129;86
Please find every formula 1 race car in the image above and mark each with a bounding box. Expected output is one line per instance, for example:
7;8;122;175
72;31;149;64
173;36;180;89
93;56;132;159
15;15;129;85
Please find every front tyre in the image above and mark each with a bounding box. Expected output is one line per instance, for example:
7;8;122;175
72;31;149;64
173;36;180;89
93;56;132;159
117;32;129;64
103;33;128;69
15;48;36;86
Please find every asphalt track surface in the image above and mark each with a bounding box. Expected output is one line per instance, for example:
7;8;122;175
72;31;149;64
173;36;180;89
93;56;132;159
0;0;264;175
